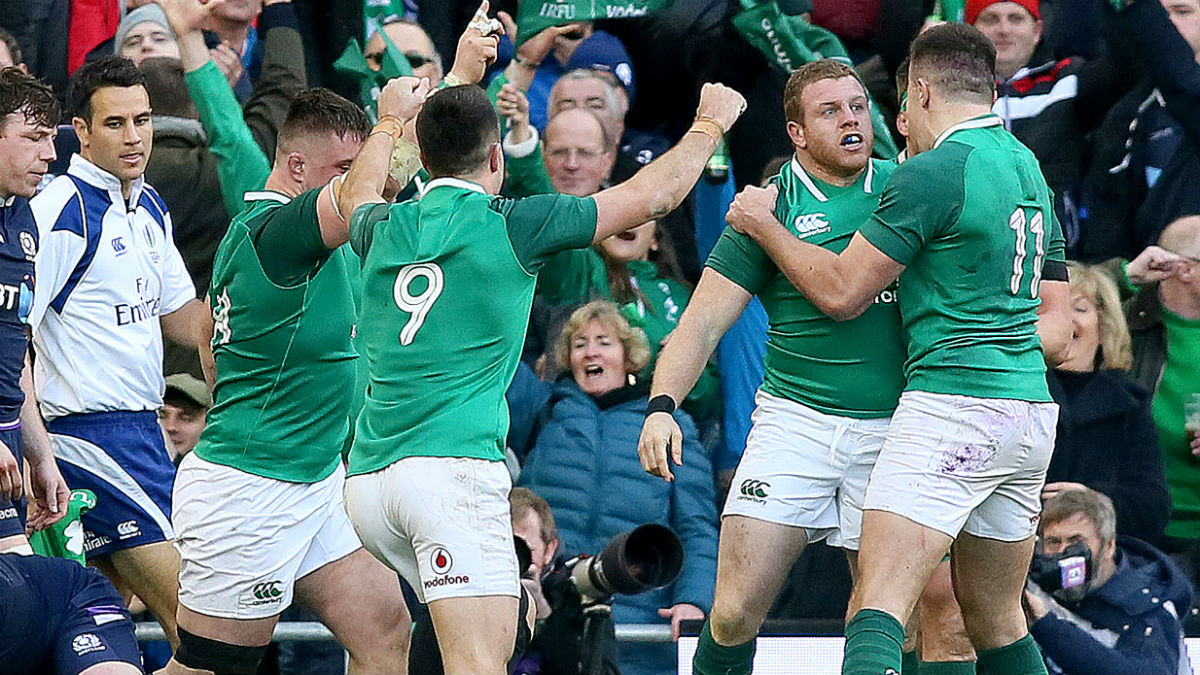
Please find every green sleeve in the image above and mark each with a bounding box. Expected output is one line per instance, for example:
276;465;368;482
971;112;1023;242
185;62;272;215
858;152;963;266
249;189;330;286
503;145;556;198
704;227;773;296
349;202;391;259
537;247;605;305
492;193;598;273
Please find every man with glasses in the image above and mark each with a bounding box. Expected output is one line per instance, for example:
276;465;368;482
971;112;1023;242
363;18;444;86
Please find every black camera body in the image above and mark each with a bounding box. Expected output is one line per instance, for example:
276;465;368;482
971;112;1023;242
520;524;685;675
1029;541;1093;602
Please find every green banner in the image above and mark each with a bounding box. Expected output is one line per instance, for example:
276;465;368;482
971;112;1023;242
334;30;413;122
516;0;672;44
732;1;899;158
29;489;96;565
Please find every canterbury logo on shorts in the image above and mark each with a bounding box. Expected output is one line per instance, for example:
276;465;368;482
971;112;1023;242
737;479;771;503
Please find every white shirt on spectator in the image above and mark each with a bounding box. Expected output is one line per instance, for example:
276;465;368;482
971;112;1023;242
29;154;195;420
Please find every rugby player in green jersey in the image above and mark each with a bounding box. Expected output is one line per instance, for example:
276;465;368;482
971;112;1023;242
337;80;745;674
722;24;1073;675
637;59;905;675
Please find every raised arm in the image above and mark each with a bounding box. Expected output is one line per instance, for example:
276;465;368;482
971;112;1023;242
591;83;746;243
326;77;431;248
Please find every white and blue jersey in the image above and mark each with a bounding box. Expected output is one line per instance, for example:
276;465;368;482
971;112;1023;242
30;155;195;419
0;194;37;538
29;155;195;557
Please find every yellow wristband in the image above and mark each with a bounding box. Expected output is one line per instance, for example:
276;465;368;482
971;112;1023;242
687;117;725;145
442;72;469;88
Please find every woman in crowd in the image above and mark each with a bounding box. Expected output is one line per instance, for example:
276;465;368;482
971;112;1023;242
513;301;719;675
1045;262;1169;542
535;219;722;421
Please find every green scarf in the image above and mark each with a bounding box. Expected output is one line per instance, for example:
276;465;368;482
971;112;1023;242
515;0;673;44
731;0;900;158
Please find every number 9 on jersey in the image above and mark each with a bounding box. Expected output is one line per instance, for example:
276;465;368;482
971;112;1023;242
393;263;444;345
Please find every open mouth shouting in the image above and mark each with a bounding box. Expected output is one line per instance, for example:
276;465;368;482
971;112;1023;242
839;132;865;152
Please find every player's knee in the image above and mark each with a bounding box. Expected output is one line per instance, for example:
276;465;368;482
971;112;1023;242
708;603;757;644
174;627;267;675
344;605;411;663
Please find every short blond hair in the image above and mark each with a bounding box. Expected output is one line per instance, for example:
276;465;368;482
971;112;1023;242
553;300;650;375
1067;262;1133;371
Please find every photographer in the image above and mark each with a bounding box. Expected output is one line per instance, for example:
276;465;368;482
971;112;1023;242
1025;488;1193;674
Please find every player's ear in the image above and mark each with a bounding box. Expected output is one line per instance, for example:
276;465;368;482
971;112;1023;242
786;120;807;150
488;142;502;173
916;78;933;110
286;152;305;185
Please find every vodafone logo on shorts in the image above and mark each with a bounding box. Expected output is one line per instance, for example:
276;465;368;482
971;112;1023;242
424;545;470;590
431;547;453;575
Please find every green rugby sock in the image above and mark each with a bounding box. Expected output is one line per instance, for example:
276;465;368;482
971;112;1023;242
842;609;905;675
902;650;920;674
976;635;1047;675
693;619;756;675
920;660;976;674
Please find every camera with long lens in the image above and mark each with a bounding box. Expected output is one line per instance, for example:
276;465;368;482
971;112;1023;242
1029;541;1093;604
569;523;685;604
526;524;685;675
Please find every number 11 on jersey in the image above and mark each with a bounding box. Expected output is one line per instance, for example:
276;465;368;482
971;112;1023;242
393;263;444;345
1008;206;1045;298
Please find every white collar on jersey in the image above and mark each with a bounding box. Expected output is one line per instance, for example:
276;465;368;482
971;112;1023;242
243;190;291;204
932;115;1004;150
420;177;487;197
1;195;14;208
788;155;875;203
68;154;146;206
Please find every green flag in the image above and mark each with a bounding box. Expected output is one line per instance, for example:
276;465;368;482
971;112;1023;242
515;0;673;44
933;0;967;22
334;30;412;122
731;1;900;158
29;489;96;566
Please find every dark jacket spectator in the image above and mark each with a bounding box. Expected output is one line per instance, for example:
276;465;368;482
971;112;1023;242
1031;536;1192;675
1079;0;1200;261
1044;262;1169;543
1048;370;1168;542
512;301;718;675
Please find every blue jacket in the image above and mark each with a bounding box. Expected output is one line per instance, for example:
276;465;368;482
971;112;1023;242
513;375;719;625
1032;536;1193;675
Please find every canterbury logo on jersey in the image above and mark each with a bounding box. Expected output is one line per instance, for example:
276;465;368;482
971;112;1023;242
792;213;830;238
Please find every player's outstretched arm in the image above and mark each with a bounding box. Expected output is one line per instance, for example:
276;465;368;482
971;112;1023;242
1036;279;1072;366
639;270;751;482
590;83;746;243
18;354;67;531
727;184;903;320
325;76;431;248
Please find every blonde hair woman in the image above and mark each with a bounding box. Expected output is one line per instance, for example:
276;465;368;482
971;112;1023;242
1043;263;1168;542
510;301;718;675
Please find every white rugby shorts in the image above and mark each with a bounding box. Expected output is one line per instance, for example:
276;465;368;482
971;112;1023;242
173;454;362;619
724;390;890;550
863;391;1058;541
344;455;520;604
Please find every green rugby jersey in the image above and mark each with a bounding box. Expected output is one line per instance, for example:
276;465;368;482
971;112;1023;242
858;115;1066;402
347;178;597;475
706;157;905;418
194;189;357;483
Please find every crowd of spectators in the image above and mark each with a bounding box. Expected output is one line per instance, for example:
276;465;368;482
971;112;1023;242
3;0;1200;673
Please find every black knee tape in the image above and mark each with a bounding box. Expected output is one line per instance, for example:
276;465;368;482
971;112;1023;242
175;627;268;675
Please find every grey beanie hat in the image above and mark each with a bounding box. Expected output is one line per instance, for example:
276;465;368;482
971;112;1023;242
114;4;176;54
